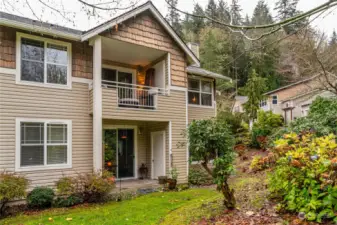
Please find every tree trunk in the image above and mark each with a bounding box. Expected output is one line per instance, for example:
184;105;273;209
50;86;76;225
0;199;8;217
201;161;236;209
221;180;236;209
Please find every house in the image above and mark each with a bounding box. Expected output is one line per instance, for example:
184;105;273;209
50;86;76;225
232;96;248;113
0;2;231;188
260;74;336;123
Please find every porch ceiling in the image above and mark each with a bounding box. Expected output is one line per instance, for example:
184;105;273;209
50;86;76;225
102;37;166;66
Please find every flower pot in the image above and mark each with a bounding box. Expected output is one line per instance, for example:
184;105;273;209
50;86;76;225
234;144;246;156
158;176;167;184
167;178;177;190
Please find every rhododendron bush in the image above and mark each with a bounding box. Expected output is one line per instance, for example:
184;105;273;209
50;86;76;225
268;133;337;222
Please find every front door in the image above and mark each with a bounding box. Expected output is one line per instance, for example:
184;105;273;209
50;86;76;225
104;129;135;179
151;131;165;179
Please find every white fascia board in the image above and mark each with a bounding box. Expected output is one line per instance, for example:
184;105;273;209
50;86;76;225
0;18;81;41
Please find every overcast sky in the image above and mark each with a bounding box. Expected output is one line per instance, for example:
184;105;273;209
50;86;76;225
2;0;336;36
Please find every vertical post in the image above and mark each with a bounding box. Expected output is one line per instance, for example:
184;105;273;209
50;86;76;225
93;36;102;172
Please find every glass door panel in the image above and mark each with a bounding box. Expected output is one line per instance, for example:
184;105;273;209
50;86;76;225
104;129;117;176
117;129;134;178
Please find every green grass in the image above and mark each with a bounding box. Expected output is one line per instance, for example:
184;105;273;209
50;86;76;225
2;189;218;225
161;193;223;225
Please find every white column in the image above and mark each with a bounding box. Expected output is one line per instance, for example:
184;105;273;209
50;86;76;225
93;36;103;172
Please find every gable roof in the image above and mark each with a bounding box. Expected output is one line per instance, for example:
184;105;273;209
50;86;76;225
264;74;321;95
0;1;200;66
0;11;82;40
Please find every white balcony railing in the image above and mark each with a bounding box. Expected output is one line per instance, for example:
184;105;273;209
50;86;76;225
102;80;168;109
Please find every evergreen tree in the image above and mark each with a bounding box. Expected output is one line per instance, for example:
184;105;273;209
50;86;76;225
190;3;205;36
217;0;231;23
241;69;267;126
230;0;242;25
243;14;250;26
166;0;183;37
330;30;337;46
251;0;273;25
274;0;303;34
205;0;218;26
250;0;281;91
274;0;298;20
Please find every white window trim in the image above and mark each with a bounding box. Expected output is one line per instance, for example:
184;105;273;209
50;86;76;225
272;95;278;105
16;32;72;89
15;118;72;172
188;77;214;108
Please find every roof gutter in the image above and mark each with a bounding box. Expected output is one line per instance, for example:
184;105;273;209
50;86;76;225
0;18;81;41
187;66;232;81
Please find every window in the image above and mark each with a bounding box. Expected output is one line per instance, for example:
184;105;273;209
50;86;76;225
102;68;133;86
260;99;267;107
16;119;72;171
188;78;213;107
272;95;278;104
17;33;71;88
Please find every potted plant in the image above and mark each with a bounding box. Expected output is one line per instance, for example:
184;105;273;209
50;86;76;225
167;167;178;190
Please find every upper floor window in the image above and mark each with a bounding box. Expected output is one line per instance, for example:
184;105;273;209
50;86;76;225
16;118;72;171
102;67;133;86
272;95;278;104
188;78;213;107
17;33;71;88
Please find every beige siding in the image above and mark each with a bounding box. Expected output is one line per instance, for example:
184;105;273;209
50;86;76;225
188;106;216;123
101;88;188;182
0;74;93;188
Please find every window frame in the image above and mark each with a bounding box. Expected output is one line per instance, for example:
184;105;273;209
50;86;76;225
188;77;214;108
15;118;72;172
101;64;136;86
272;95;278;105
16;32;72;89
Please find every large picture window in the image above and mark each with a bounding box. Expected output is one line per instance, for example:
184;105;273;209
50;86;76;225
17;33;71;88
16;119;72;171
188;78;213;107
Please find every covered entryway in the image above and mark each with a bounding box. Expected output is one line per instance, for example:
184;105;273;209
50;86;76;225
104;127;136;179
103;119;169;180
151;131;166;179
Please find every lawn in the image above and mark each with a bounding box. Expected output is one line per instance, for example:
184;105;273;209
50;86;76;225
2;189;220;225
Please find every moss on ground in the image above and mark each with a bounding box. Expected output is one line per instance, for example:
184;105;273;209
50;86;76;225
160;192;223;225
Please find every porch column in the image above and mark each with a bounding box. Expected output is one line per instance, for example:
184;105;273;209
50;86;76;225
93;36;103;172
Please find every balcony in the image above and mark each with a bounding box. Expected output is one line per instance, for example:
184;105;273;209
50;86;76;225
102;80;168;109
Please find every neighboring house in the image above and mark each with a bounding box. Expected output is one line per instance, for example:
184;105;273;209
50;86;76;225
260;74;336;123
232;96;248;113
0;2;231;188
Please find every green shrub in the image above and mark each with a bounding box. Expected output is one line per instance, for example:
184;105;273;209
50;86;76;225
0;172;28;216
289;97;337;136
188;165;213;185
269;133;337;223
27;187;54;209
56;171;115;203
251;110;283;148
53;195;83;208
217;111;250;145
187;118;236;209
